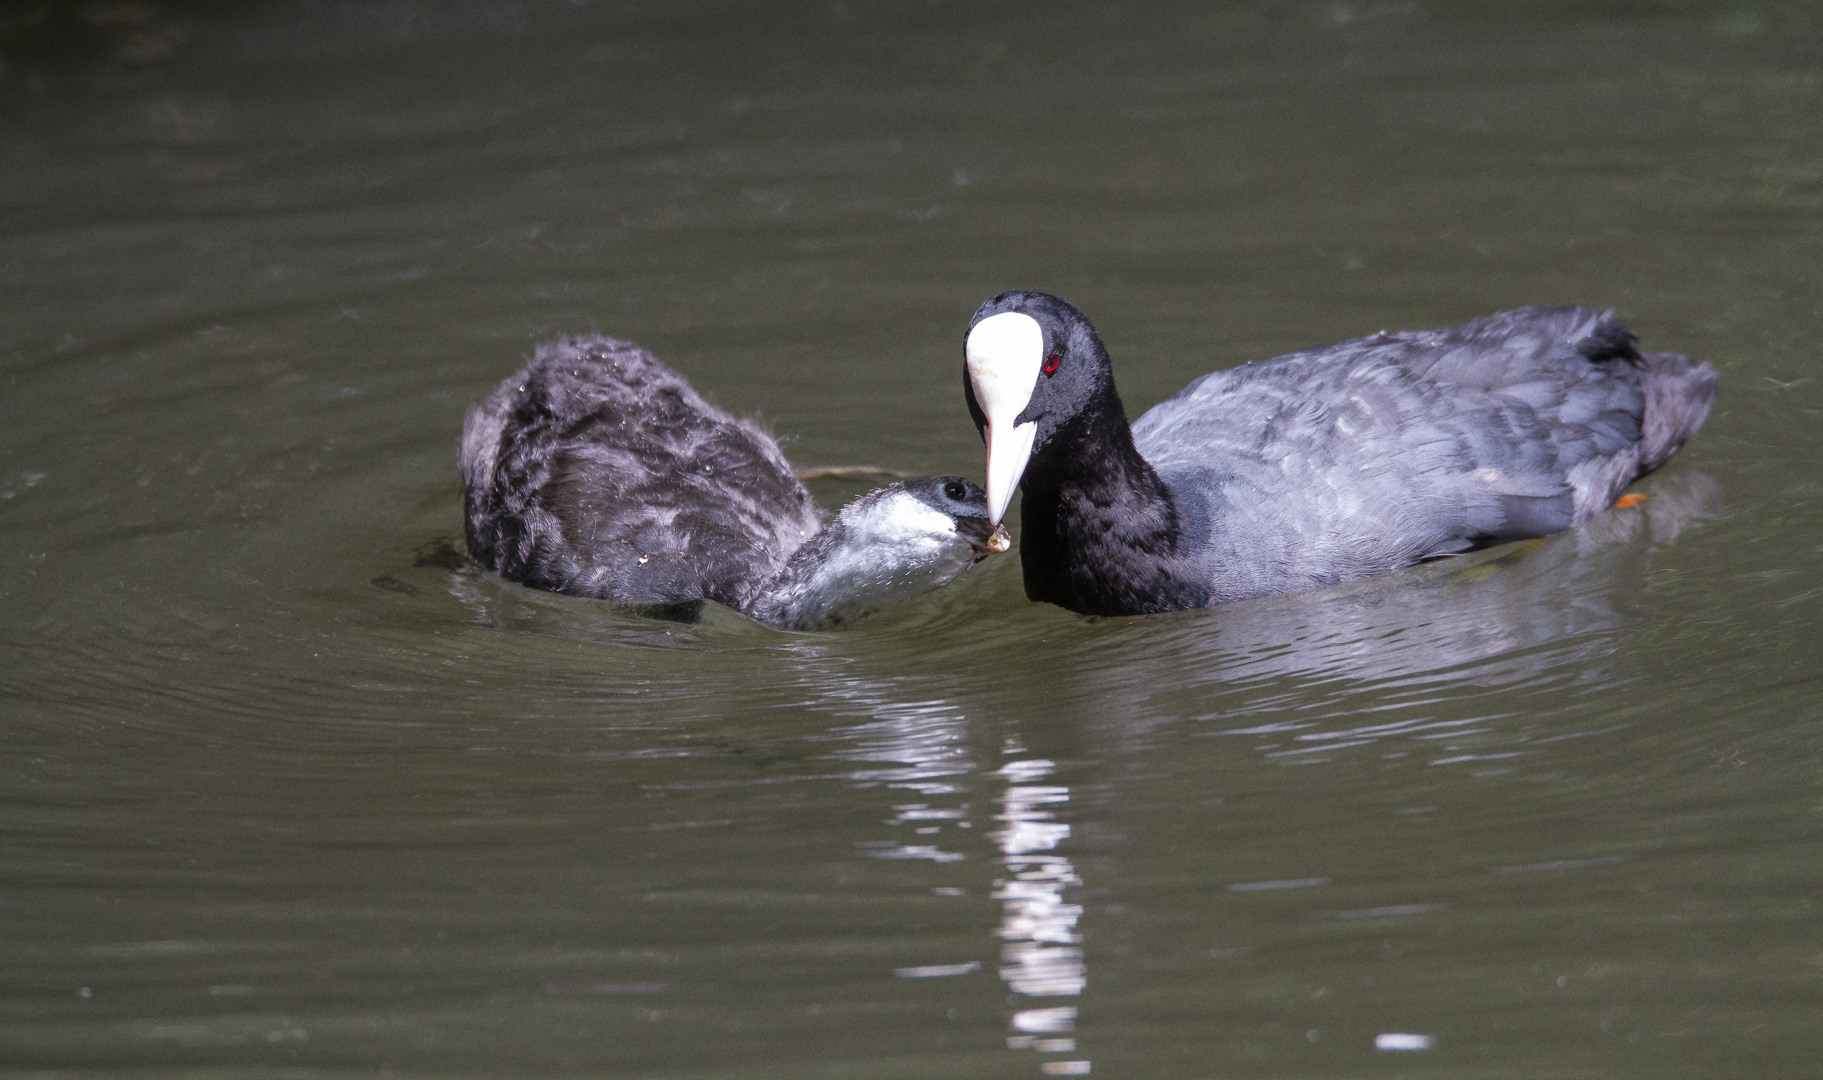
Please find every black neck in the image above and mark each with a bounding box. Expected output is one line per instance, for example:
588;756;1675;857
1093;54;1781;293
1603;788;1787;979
1015;395;1204;615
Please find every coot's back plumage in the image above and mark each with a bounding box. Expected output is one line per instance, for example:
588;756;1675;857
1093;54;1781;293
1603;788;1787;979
462;336;820;611
963;294;1718;616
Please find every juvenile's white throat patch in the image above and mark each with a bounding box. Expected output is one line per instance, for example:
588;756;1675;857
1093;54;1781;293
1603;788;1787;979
857;490;961;546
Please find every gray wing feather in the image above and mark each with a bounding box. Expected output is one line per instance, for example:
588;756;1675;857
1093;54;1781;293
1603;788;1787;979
1131;307;1713;600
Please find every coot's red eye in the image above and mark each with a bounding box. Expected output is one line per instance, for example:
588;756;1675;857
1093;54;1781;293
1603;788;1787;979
1042;351;1061;375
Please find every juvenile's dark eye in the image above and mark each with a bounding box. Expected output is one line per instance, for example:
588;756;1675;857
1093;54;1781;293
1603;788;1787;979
943;479;967;501
1042;351;1062;376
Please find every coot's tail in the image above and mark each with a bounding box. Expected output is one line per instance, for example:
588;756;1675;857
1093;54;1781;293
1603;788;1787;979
1637;351;1719;470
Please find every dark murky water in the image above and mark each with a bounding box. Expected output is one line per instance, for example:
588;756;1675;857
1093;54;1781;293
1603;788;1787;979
4;3;1820;1077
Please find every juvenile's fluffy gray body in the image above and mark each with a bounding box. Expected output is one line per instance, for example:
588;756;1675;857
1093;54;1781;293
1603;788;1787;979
462;336;818;611
462;335;994;629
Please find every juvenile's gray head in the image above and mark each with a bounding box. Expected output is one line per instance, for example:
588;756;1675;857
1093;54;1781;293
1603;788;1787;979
745;476;1007;630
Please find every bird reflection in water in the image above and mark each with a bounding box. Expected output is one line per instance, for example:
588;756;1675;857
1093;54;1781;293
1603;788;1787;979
427;462;1715;1079
829;690;1095;1074
1028;470;1724;767
995;752;1092;1076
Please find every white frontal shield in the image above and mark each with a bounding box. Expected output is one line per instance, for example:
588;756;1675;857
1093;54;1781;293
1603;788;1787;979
965;311;1045;525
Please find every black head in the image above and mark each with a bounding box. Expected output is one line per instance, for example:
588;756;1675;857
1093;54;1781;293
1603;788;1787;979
962;291;1120;523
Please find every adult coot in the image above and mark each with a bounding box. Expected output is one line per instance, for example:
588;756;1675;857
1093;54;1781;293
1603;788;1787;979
963;291;1717;616
464;335;1006;630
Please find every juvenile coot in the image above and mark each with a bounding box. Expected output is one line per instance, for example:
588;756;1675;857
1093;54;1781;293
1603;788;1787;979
963;292;1718;616
463;335;1005;630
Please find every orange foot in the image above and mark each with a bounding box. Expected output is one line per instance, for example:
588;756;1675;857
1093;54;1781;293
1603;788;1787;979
1614;492;1649;509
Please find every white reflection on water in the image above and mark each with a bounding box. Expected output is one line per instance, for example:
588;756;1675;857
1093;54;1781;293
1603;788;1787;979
895;960;981;978
996;760;1083;997
796;664;1096;1072
995;753;1092;1075
820;694;974;794
822;692;977;863
789;658;983;850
